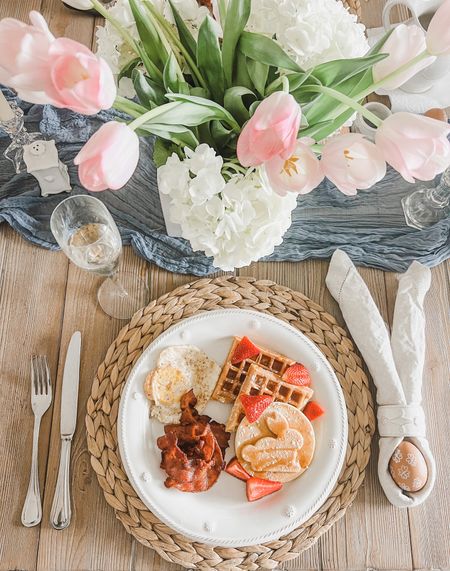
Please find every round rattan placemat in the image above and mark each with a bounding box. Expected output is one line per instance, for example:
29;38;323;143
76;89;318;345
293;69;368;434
344;0;362;18
86;277;374;570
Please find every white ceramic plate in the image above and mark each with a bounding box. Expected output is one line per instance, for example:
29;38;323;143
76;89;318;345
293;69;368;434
118;309;347;547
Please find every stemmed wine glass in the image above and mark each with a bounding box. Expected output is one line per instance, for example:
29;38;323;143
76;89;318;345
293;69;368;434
50;195;149;319
402;166;450;229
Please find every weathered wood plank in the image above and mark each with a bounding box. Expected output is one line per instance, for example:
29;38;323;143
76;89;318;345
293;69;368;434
0;226;68;571
385;265;450;570
36;248;148;571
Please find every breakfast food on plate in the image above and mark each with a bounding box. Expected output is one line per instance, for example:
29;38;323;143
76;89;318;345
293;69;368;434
144;345;220;423
225;457;251;481
235;402;315;483
212;336;295;404
303;400;325;421
157;390;230;492
246;477;283;502
150;334;323;500
225;364;313;432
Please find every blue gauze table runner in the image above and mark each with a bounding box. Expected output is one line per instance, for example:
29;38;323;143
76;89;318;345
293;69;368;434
0;88;448;276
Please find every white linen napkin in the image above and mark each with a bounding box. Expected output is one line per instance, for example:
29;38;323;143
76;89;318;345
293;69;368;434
326;249;436;507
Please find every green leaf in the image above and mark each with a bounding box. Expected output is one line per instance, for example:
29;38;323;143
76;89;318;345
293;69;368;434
128;0;166;71
249;100;260;117
239;31;302;73
300;107;356;142
368;28;395;55
132;69;167;108
224;87;257;125
140;124;199;149
168;0;197;62
165;93;240;130
118;57;141;81
197;15;225;103
222;0;251;87
234;50;254;90
310;53;388;87
153;137;173;168
177;81;191;95
163;53;180;92
210;120;235;150
303;66;374;125
190;87;210;98
246;59;269;97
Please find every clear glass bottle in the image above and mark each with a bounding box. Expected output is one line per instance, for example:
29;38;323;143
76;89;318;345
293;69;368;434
402;167;450;229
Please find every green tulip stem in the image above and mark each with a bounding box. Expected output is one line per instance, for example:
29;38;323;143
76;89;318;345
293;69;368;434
90;0;139;54
127;102;184;131
304;85;383;127
143;1;209;91
282;76;290;93
356;49;430;101
113;96;148;118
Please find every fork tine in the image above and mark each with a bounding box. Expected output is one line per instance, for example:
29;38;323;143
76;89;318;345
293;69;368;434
31;356;38;395
43;356;50;395
39;356;46;395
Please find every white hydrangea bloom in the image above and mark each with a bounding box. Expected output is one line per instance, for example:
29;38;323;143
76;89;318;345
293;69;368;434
247;0;369;70
157;145;297;270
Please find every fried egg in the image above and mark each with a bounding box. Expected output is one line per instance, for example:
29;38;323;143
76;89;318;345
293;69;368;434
144;345;220;423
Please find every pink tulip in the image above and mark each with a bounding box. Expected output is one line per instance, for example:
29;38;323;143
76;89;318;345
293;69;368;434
262;138;324;196
321;133;386;195
375;112;450;183
427;0;450;55
74;122;140;191
0;11;55;104
47;38;116;115
0;11;116;114
373;24;435;90
237;92;301;167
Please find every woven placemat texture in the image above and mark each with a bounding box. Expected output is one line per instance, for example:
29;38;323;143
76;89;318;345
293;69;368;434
344;0;362;17
86;277;375;570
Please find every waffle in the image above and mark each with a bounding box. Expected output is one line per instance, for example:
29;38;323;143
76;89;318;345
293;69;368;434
225;364;314;432
212;337;295;404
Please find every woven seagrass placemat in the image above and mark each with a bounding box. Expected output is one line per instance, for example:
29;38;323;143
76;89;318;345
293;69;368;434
344;0;362;17
86;277;374;570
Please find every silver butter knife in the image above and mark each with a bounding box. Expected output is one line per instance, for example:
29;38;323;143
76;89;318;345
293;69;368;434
50;331;81;530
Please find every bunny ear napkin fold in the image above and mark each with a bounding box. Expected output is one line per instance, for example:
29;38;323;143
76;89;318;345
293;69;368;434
326;249;436;508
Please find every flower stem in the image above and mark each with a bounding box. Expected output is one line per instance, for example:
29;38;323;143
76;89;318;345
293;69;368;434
91;0;139;54
143;1;209;91
281;76;290;93
355;50;430;101
127;102;184;131
113;95;148;118
303;85;383;127
91;0;163;82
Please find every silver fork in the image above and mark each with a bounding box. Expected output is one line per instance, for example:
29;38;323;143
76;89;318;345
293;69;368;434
21;356;52;527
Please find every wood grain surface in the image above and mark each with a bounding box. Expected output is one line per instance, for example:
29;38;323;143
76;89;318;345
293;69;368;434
0;1;449;570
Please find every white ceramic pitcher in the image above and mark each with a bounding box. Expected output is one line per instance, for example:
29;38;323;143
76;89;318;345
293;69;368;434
382;0;450;92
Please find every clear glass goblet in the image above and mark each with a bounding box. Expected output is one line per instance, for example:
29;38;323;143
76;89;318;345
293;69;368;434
402;167;450;229
50;195;149;319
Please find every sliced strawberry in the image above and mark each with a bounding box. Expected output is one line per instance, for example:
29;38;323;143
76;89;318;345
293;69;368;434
231;336;260;364
282;363;312;386
303;401;325;421
240;394;274;423
226;457;250;481
246;477;283;502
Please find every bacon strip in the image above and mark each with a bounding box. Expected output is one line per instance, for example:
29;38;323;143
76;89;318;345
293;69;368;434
157;390;230;492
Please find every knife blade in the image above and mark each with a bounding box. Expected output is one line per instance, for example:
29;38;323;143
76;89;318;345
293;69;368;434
50;331;81;530
60;331;81;437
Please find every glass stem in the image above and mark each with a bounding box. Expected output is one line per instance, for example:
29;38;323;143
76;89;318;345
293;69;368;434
109;272;129;298
427;168;450;207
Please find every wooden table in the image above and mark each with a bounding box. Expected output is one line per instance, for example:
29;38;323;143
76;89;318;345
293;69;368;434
1;1;449;570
